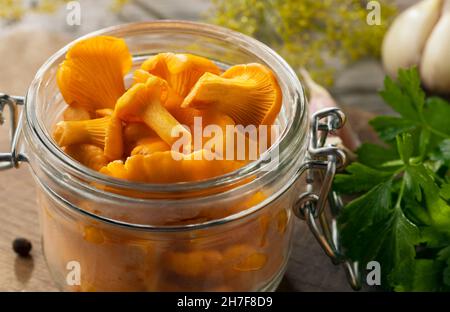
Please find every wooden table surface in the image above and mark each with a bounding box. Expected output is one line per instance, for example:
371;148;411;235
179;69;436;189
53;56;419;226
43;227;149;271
0;1;388;292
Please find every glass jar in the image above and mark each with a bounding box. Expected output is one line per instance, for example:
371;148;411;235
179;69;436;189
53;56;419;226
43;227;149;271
0;21;358;291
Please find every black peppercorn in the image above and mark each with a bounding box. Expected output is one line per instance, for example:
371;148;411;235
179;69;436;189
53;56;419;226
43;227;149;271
12;238;32;257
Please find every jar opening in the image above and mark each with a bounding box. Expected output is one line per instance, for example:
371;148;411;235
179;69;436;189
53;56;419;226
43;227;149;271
25;21;307;195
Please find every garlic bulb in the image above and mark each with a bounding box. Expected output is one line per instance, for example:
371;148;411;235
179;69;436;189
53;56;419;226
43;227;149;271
420;0;450;93
382;0;450;93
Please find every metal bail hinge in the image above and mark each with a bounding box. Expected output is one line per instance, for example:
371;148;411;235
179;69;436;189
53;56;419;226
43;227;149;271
0;93;26;170
294;107;361;290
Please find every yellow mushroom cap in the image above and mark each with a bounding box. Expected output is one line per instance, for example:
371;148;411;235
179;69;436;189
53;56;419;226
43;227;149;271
95;108;114;118
132;69;204;127
101;149;242;183
62;106;91;121
141;53;221;97
132;69;153;85
130;137;170;156
182;63;282;126
57;36;132;110
123;122;157;149
99;160;128;180
64;144;109;171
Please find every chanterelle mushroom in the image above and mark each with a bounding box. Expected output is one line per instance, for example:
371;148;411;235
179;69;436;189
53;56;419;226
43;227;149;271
114;76;192;147
57;36;132;111
181;63;282;126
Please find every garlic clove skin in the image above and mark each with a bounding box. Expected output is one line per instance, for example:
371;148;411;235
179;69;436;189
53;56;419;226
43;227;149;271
382;0;443;78
420;0;450;94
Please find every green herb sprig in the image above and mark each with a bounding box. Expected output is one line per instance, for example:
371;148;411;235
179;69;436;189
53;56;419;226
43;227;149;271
335;67;450;291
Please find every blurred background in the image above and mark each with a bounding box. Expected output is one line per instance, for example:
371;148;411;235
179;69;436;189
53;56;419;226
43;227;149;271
0;0;419;291
0;0;416;113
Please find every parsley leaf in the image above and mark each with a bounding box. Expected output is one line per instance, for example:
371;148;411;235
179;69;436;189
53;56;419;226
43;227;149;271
440;183;450;201
430;139;450;166
397;133;413;165
423;97;450;138
369;116;416;142
339;180;393;253
336;68;450;291
373;68;450;145
438;247;450;287
404;164;450;231
379;70;422;121
356;143;399;168
391;259;446;292
342;205;419;286
333;163;394;194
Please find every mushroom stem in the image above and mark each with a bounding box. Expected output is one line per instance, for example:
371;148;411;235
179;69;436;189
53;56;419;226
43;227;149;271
115;77;192;149
53;116;110;147
141;101;191;147
53;115;123;160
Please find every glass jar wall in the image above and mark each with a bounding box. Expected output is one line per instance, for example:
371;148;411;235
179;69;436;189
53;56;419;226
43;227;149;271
21;21;308;291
